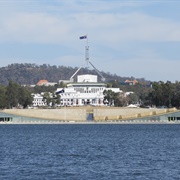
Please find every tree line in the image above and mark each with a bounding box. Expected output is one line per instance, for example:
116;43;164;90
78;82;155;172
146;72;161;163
104;81;180;108
149;81;180;108
0;81;32;109
1;80;180;109
0;81;61;109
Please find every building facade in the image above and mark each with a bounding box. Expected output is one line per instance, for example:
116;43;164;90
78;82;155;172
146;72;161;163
56;74;121;106
32;93;46;107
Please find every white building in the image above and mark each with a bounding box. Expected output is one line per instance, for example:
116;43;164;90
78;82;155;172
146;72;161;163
32;93;46;107
56;74;121;106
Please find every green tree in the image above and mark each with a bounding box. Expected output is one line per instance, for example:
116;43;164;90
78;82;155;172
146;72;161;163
115;93;128;107
172;81;180;108
103;90;119;106
0;85;7;108
5;81;33;109
18;86;33;108
6;81;19;108
151;81;175;107
55;94;61;106
127;93;138;105
43;92;51;106
163;81;174;107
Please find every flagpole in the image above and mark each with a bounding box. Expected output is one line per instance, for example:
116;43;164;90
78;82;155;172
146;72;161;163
79;34;105;81
70;35;88;82
85;35;89;68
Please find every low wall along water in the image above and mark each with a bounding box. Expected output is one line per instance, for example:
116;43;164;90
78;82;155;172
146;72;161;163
1;107;178;123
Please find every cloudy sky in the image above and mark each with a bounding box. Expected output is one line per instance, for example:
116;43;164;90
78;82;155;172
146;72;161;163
0;0;180;82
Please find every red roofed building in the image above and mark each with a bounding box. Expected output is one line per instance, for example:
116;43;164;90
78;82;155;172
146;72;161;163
125;79;138;85
37;80;48;86
36;80;57;86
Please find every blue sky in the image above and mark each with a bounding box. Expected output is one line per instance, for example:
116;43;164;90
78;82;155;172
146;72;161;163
0;0;180;82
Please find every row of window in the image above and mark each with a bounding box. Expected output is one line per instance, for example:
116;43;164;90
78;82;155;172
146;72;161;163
33;103;46;106
60;98;103;104
33;99;43;102
74;88;104;93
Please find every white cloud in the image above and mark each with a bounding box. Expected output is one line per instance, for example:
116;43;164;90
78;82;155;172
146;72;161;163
0;12;72;43
86;12;180;43
0;1;180;82
1;8;180;45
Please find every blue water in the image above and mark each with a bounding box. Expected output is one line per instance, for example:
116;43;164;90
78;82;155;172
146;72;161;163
0;124;180;180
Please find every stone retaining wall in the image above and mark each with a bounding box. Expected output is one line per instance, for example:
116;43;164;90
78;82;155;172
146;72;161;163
3;109;87;121
93;108;177;121
2;107;177;121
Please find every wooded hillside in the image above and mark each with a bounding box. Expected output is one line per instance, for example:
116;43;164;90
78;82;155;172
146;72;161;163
0;63;148;85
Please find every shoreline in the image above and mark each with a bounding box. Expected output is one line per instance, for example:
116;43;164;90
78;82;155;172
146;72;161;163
1;121;180;125
2;107;178;119
1;107;179;124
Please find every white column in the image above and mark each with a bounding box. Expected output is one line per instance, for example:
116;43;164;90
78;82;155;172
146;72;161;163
78;99;81;105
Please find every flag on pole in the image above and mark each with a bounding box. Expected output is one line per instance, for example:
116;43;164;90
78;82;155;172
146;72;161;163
79;35;87;39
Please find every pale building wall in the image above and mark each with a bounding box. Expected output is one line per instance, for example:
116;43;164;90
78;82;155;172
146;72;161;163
4;109;87;121
32;94;46;107
56;74;121;107
78;74;97;82
3;107;177;122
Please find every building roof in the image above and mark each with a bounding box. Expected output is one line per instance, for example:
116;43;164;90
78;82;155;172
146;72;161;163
37;80;48;85
125;79;138;85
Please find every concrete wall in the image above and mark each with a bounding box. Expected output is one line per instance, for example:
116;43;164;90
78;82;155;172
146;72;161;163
3;109;87;121
93;108;177;121
2;107;177;122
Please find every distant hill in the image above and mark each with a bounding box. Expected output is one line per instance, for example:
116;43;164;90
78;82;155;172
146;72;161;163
0;63;149;85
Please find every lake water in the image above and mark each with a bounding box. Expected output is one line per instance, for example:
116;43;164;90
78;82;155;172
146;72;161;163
0;124;180;180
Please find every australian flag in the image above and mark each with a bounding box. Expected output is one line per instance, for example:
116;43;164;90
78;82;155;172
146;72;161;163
79;35;87;39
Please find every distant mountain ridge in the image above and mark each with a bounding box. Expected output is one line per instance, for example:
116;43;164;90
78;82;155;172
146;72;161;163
0;63;149;85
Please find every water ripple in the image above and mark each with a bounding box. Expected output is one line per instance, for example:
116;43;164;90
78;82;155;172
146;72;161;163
0;124;180;179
